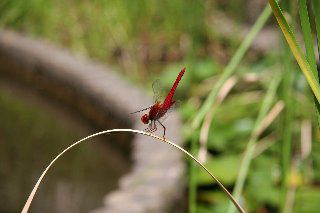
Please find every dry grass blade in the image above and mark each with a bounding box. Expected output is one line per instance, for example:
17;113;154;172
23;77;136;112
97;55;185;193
229;101;283;212
198;76;238;162
253;133;277;158
253;100;285;139
227;73;282;213
21;129;245;213
283;119;311;213
283;158;299;213
191;5;272;130
301;120;312;160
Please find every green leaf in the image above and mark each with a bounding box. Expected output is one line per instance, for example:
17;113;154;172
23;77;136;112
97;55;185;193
246;156;281;210
179;102;198;120
294;187;320;213
192;59;220;81
197;155;241;185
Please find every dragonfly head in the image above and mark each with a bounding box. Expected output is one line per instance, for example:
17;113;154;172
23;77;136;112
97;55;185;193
141;114;149;124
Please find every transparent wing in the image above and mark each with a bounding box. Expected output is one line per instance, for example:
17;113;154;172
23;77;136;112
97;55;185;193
157;100;180;123
152;79;164;103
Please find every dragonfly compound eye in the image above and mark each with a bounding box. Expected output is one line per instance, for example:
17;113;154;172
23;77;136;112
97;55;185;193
141;114;149;124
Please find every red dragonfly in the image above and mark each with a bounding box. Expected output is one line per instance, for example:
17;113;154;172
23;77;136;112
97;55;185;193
131;67;186;138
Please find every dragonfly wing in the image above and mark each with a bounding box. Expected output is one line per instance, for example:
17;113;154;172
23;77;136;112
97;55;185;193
157;100;180;123
170;100;181;110
152;79;164;103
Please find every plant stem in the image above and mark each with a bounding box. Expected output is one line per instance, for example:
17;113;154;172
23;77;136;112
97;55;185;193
298;0;317;76
298;0;320;127
187;5;271;212
269;0;320;103
191;5;272;130
21;129;245;213
313;0;320;61
280;42;295;212
189;135;198;213
227;74;282;213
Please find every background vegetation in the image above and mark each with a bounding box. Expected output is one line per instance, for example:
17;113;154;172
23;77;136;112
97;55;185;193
1;0;320;212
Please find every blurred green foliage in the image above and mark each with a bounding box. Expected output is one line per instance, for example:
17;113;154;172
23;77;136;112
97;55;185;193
0;0;210;77
1;0;320;212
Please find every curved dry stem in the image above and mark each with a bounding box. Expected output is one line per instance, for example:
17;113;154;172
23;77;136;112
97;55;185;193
199;76;237;163
21;129;245;213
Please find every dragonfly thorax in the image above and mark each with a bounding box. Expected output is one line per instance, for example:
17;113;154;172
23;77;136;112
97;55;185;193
141;114;149;124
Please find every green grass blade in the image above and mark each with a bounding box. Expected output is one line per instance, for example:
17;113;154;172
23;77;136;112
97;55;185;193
268;0;320;103
227;74;282;213
191;5;272;130
298;0;320;128
188;6;272;212
280;43;295;211
298;0;318;78
313;0;320;60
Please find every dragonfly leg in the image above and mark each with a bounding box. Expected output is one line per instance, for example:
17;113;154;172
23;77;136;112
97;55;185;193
130;106;153;114
145;121;157;133
157;120;166;138
149;121;157;133
144;123;151;133
153;120;157;132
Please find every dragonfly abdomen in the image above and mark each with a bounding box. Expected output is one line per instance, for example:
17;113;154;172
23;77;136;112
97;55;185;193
162;68;185;108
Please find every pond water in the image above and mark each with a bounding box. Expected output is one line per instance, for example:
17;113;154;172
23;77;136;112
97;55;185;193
0;81;130;212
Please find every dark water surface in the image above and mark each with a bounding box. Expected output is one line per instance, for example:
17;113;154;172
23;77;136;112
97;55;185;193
0;81;130;213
